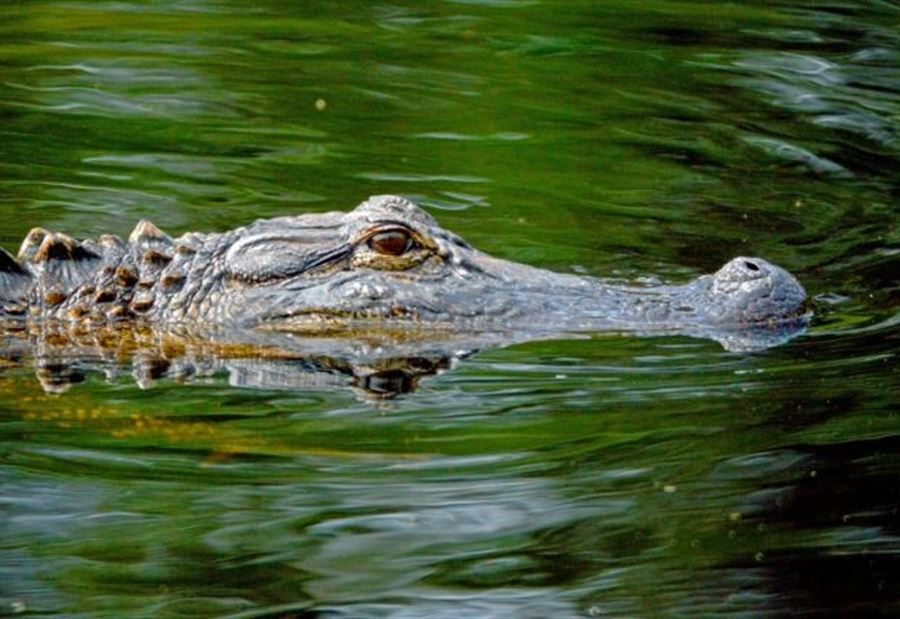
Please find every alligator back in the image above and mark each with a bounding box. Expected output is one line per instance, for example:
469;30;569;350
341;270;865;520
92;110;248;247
1;221;207;324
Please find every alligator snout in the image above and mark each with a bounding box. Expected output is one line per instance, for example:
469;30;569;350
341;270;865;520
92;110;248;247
712;257;778;294
706;256;809;325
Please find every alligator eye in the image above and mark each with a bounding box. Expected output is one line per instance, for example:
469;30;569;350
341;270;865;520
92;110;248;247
368;230;413;256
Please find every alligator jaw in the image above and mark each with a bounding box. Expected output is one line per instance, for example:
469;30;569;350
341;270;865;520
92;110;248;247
248;252;810;352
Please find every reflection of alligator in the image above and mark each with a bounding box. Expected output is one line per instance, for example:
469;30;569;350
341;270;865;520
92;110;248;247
1;195;809;367
1;324;454;398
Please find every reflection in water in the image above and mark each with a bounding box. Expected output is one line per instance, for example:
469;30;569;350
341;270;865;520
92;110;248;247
0;0;898;617
2;324;459;398
0;316;813;399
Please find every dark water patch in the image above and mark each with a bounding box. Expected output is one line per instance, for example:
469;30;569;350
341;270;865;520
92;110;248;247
714;436;900;615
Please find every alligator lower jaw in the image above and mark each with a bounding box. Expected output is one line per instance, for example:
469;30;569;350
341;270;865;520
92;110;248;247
254;303;813;336
255;309;465;340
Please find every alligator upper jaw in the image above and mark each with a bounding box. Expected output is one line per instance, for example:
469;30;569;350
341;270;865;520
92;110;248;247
234;239;810;352
250;277;811;353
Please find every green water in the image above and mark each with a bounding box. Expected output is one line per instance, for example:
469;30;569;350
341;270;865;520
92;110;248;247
1;1;898;617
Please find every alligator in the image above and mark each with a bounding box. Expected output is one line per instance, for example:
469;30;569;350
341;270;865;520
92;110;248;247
0;195;809;351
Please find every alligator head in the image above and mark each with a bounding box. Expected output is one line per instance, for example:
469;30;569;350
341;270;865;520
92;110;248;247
209;195;809;350
1;195;810;352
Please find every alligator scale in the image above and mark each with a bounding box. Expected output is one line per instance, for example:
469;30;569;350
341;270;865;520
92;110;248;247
0;195;809;360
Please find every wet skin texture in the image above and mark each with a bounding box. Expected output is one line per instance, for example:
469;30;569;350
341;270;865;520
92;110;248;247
0;195;809;351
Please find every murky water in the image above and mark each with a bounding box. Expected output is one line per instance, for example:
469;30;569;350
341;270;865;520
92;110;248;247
1;1;898;617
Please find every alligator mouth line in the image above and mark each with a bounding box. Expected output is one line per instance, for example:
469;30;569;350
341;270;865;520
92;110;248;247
258;307;429;334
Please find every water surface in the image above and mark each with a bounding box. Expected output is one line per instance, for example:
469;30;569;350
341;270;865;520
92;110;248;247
0;1;898;617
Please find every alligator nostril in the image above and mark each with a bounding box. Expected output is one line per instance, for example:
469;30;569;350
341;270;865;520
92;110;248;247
743;260;760;272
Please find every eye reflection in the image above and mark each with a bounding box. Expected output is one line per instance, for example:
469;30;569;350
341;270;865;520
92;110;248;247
368;230;413;256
